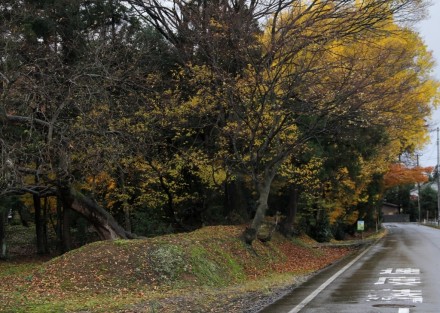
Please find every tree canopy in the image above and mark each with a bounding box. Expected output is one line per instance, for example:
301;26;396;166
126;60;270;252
1;0;439;250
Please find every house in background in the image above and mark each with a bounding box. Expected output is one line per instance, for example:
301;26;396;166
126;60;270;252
382;202;400;215
381;202;409;222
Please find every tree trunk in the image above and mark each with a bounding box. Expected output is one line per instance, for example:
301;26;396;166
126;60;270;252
158;175;179;227
118;166;132;233
42;197;49;251
33;195;48;254
59;185;135;240
124;206;131;233
242;170;276;244
225;174;249;222
17;203;31;227
0;209;6;259
62;200;73;252
280;186;299;237
55;197;65;253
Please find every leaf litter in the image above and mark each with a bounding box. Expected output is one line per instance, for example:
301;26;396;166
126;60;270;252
0;225;371;312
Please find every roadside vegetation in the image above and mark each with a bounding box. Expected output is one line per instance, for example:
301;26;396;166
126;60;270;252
0;224;380;313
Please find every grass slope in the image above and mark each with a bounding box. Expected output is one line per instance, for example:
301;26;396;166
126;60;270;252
0;225;356;313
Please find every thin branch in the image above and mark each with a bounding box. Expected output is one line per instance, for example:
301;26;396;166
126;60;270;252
4;114;50;128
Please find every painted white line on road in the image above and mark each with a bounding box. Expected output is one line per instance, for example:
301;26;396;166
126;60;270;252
375;276;421;286
375;277;387;284
398;308;409;313
381;268;420;275
287;245;374;313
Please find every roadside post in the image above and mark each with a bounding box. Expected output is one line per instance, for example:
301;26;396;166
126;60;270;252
357;219;365;240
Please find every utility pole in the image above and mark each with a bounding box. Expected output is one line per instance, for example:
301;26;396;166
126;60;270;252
437;127;440;226
417;154;421;224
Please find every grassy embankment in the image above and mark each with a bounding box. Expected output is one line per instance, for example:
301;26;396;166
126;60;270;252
0;225;380;313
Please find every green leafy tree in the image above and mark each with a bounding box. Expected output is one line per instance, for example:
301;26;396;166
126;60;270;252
419;185;438;221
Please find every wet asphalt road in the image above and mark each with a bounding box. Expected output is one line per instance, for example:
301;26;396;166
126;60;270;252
258;223;440;313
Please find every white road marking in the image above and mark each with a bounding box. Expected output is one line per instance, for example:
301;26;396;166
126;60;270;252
375;277;387;285
398;308;409;313
287;245;373;313
395;268;420;275
380;268;420;275
380;268;393;274
367;289;423;303
374;277;421;286
391;289;423;303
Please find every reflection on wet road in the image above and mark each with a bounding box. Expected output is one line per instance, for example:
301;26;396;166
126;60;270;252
258;223;440;313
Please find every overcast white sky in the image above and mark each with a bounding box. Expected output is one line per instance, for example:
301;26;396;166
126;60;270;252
416;1;440;167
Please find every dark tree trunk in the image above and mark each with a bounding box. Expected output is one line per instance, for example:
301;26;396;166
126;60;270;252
42;197;49;251
118;166;132;233
59;185;135;240
280;186;299;237
148;160;181;229
62;199;73;252
0;209;6;259
33;160;48;254
17;203;31;227
225;174;249;222
158;175;179;227
55;197;64;253
124;206;131;233
33;195;48;254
